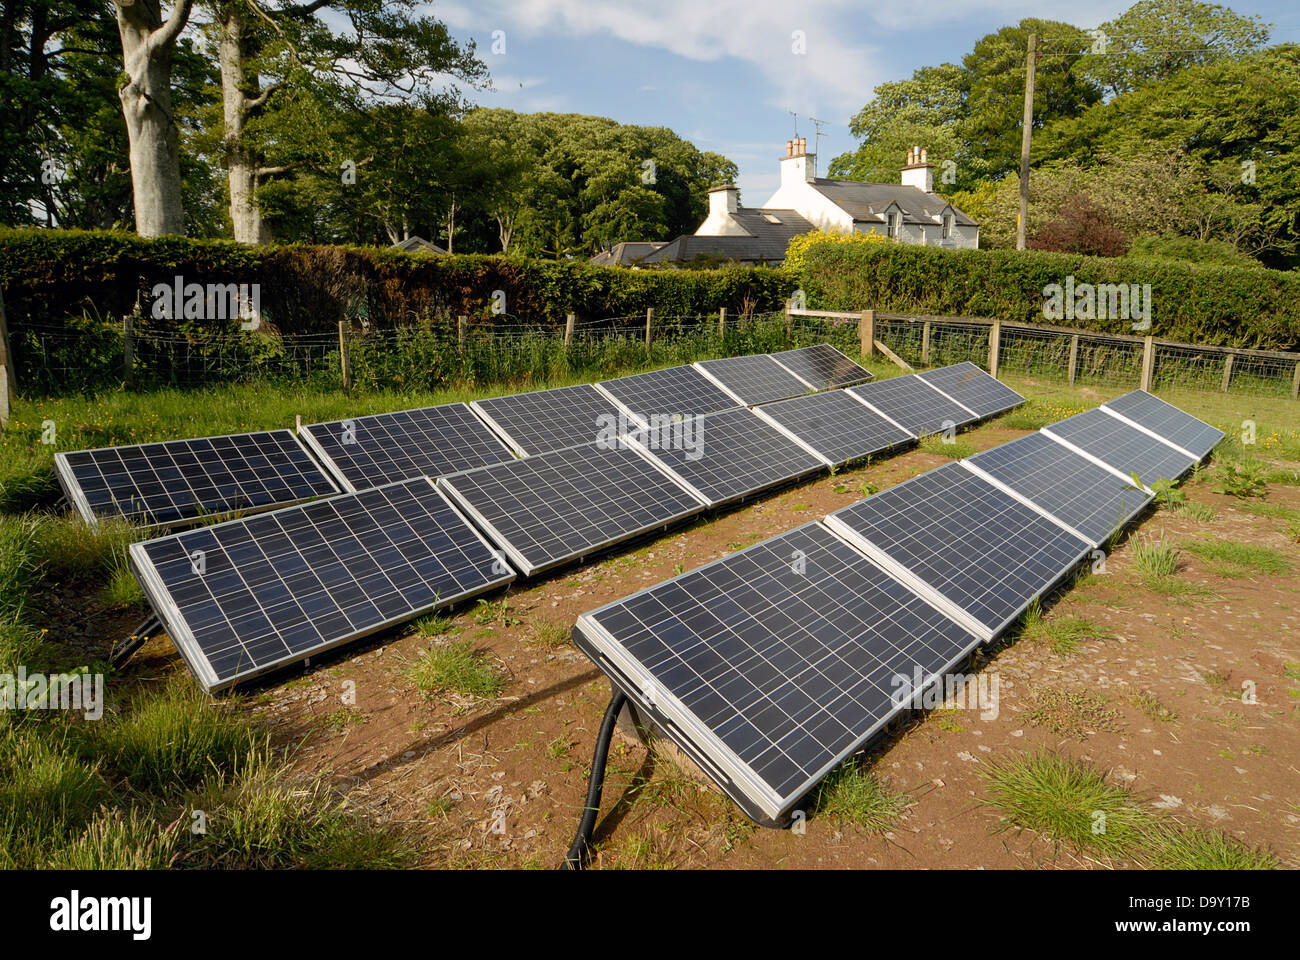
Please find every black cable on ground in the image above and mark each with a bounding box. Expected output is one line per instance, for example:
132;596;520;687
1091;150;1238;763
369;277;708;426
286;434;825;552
562;689;628;870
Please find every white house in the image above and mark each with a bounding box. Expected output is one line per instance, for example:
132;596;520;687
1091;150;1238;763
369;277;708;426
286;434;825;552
594;139;978;267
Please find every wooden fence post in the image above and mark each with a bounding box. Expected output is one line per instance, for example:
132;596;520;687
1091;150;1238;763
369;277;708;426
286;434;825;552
859;309;875;358
457;315;468;350
784;300;793;343
1292;360;1300;401
988;320;1001;378
1140;335;1155;391
1067;334;1079;386
921;320;931;366
0;287;15;427
1220;352;1234;393
564;313;575;346
645;308;653;355
718;307;726;338
123;311;135;388
338;320;352;390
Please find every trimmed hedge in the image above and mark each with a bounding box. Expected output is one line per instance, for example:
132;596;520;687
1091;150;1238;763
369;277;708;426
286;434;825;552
0;229;793;335
798;241;1300;350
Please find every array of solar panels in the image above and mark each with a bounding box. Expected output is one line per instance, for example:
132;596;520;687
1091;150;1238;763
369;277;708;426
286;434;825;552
71;350;1026;694
573;391;1222;825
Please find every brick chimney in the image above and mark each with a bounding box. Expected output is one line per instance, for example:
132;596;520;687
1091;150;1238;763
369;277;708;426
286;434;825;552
780;137;815;186
901;145;934;193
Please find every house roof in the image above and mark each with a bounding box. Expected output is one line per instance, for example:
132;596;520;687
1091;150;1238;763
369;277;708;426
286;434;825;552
809;179;978;227
639;233;789;265
723;208;816;243
391;235;447;254
588;241;665;266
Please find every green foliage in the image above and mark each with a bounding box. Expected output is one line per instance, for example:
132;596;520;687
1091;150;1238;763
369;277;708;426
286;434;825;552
1212;458;1268;498
1128;234;1264;268
408;639;507;701
795;238;1300;350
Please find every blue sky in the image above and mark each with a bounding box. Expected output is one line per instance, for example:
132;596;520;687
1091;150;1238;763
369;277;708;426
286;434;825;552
427;0;1300;203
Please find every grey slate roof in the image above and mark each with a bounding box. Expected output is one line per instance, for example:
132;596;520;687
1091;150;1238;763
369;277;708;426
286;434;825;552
640;208;815;266
809;179;978;227
589;241;666;266
391;236;447;254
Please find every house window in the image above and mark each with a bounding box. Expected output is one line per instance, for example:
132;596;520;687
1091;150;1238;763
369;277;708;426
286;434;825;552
888;212;901;238
942;213;953;240
761;213;782;224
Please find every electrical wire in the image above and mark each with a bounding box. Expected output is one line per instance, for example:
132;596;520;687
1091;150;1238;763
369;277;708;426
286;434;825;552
561;688;628;871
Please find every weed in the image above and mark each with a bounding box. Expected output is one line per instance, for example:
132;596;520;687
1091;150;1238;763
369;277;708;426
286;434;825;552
408;639;507;700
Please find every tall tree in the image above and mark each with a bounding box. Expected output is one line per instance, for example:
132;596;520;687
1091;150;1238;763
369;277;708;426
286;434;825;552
114;0;193;236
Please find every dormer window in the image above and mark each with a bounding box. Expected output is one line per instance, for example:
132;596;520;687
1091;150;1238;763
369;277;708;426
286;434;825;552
942;212;953;240
888;211;901;239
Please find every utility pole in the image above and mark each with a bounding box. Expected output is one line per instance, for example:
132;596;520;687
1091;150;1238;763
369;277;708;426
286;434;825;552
1016;32;1038;251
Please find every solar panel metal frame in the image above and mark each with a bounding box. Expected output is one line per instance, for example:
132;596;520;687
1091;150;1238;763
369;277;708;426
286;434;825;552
437;442;707;577
128;477;515;694
769;344;874;390
846;373;979;438
752;389;916;466
468;383;627;457
1100;390;1224;460
593;365;741;430
961;432;1153;548
916;361;1026;418
824;462;1092;641
692;354;815;406
298;402;515;493
624;406;828;507
1041;407;1197;489
572;521;984;824
54;430;339;531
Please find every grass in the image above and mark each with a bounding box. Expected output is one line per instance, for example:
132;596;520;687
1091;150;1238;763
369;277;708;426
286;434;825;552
1022;688;1123;740
1018;603;1109;656
810;762;906;833
413;612;457;637
1132;690;1178;723
979;750;1279;868
1181;539;1291;578
527;618;570;648
918;434;978;459
408;639;507;701
1129;535;1206;599
979;751;1150;858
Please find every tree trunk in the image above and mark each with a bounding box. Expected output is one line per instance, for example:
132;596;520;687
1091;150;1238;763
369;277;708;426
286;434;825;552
444;197;457;253
115;0;191;237
219;8;271;243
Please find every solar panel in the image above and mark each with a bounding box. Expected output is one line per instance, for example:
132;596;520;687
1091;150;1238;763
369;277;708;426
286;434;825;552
1043;407;1197;487
129;478;514;693
752;390;914;465
770;344;873;390
626;407;826;507
438;443;705;576
693;354;813;405
299;403;515;493
917;361;1025;418
847;374;977;437
595;365;739;429
573;522;982;823
470;384;626;457
1102;390;1224;459
963;432;1153;547
55;431;337;530
825;462;1090;639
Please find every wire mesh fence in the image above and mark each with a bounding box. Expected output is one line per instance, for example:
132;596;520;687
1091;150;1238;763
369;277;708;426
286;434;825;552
8;307;1299;402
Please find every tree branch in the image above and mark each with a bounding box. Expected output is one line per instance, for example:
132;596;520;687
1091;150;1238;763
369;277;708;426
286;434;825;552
151;0;194;50
244;81;285;113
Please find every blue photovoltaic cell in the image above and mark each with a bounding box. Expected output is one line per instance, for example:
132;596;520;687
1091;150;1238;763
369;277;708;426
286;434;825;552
965;432;1152;546
470;384;625;456
827;462;1090;635
54;431;336;530
575;522;980;820
1044;407;1196;486
917;361;1025;418
753;390;913;465
770;344;873;391
694;354;812;405
1103;390;1224;459
300;403;514;492
847;374;975;437
439;443;704;576
130;478;513;693
597;365;740;427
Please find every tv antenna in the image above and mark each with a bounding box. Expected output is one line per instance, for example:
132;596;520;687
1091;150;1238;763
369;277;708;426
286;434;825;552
809;116;828;176
788;110;798;138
